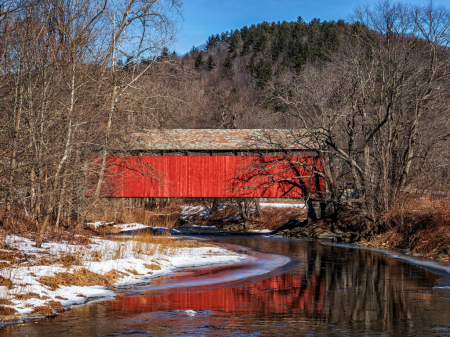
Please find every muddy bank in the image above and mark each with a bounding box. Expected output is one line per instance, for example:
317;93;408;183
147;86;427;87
272;219;361;243
267;218;450;263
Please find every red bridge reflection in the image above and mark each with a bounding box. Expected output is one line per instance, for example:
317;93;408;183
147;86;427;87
108;273;326;318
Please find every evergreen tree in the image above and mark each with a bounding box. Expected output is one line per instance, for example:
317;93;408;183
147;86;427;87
206;35;217;51
123;56;135;71
207;55;216;70
202;17;346;79
157;47;170;61
254;59;272;87
254;31;269;53
161;47;170;57
246;54;256;75
194;53;204;69
241;41;251;55
228;30;241;53
189;46;198;57
222;55;233;78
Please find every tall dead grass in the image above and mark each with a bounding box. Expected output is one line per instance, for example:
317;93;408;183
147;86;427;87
368;196;450;259
257;206;307;230
38;268;124;290
88;200;181;233
129;232;176;258
88;199;180;229
128;232;210;258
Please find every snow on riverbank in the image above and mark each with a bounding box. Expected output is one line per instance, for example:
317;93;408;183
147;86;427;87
112;223;149;232
250;229;273;233
0;233;245;319
111;223;180;233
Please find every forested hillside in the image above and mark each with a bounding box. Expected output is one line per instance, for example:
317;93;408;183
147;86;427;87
169;17;350;129
202;17;343;79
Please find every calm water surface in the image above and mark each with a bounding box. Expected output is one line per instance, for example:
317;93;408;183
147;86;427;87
3;236;450;336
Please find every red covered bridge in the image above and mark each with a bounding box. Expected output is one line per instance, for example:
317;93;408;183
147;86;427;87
99;129;325;198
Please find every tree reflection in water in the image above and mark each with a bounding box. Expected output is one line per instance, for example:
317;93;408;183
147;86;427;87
3;237;450;336
105;238;450;335
109;272;326;317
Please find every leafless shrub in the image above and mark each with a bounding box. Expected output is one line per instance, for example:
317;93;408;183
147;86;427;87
366;196;450;259
257;207;307;231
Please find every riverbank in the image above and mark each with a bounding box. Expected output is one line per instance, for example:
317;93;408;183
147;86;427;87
0;231;244;324
269;198;450;262
180;199;450;262
2;197;449;326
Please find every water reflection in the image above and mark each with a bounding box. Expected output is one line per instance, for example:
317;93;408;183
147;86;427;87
3;237;450;336
110;272;326;317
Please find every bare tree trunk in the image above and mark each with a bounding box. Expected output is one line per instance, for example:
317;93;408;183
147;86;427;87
55;170;67;229
1;61;24;245
254;198;263;217
36;64;75;247
94;75;117;199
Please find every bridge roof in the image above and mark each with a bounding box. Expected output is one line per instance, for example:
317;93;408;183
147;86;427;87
126;129;319;151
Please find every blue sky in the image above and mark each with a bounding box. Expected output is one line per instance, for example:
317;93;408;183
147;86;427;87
172;0;448;55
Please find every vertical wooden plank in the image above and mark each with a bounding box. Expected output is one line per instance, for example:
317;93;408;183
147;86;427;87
102;155;321;198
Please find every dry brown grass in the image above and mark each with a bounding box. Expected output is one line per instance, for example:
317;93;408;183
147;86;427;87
0;250;31;266
146;214;178;229
143;263;161;270
13;293;49;300
45;301;65;313
38;268;123;290
88;213;178;235
130;232;175;257
0;299;13;306
59;253;83;268
88;224;122;234
33;257;54;266
0;262;10;269
124;268;142;275
129;232;211;259
29;305;56;317
0;276;14;290
0;305;17;316
88;199;181;230
257;206;307;230
33;252;84;269
55;296;68;300
206;205;239;222
1;206;94;245
366;196;450;259
0;207;38;236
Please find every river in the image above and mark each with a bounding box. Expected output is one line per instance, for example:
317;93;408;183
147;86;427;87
2;236;450;336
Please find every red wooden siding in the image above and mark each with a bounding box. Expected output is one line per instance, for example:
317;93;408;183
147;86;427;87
99;156;325;198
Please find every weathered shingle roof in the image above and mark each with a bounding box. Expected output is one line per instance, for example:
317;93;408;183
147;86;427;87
126;129;319;151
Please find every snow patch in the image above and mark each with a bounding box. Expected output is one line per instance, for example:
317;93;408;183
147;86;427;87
250;229;273;233
113;223;150;232
0;231;245;317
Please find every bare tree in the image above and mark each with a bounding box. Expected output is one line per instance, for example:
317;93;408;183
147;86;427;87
93;0;182;199
0;0;183;247
249;1;450;226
